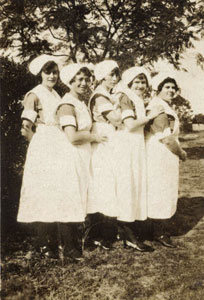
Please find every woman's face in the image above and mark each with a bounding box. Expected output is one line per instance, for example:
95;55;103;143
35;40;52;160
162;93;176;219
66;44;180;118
103;69;120;90
130;74;148;97
41;65;59;89
70;72;91;96
159;82;177;102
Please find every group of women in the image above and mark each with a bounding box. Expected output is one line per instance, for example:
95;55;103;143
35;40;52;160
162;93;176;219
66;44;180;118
17;54;187;262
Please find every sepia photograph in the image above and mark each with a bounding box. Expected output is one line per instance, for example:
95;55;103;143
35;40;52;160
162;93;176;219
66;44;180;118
1;1;204;299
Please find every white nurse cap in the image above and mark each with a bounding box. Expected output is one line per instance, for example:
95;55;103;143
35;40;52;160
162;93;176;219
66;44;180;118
29;54;59;75
94;60;119;81
60;63;92;87
122;66;150;86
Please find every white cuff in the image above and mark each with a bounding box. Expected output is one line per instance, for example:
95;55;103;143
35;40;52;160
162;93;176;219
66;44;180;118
21;110;37;123
155;127;171;140
122;109;135;120
59;115;76;128
98;103;113;114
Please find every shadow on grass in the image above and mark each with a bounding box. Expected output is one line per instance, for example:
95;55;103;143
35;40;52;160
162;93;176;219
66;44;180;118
1;223;36;259
167;196;204;236
183;147;204;160
2;197;204;260
141;197;204;240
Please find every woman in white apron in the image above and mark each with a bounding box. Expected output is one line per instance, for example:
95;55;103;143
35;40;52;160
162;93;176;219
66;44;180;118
18;57;105;261
146;73;187;248
87;60;121;249
18;54;64;259
56;64;107;260
115;67;162;252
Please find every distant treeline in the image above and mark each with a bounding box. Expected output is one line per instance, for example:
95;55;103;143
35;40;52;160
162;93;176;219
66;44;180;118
193;114;204;124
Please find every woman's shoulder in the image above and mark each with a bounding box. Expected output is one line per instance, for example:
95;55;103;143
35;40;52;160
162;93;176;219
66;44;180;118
91;93;109;103
59;93;86;112
118;92;131;102
94;94;110;103
23;86;41;107
148;96;162;104
147;97;165;110
92;86;111;101
30;84;44;94
61;93;76;106
25;84;46;101
24;84;39;96
31;84;60;98
89;94;111;112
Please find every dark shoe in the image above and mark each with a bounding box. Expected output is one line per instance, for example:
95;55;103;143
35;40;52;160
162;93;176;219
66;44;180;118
124;239;154;252
39;246;59;259
93;240;113;250
155;235;176;248
118;222;154;252
64;248;83;262
84;239;98;251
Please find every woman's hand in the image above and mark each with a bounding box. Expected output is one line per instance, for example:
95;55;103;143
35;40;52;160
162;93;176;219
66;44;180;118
92;134;108;143
180;150;187;161
106;110;122;128
21;121;34;142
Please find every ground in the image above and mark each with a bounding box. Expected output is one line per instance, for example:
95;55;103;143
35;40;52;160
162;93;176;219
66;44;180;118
1;131;204;300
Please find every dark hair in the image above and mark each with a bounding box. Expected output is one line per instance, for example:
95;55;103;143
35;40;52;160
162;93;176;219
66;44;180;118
157;77;179;94
128;73;148;88
40;61;59;75
96;67;120;86
110;67;120;79
69;67;92;84
36;61;59;84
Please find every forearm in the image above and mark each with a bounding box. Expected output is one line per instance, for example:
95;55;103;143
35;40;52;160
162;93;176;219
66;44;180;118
161;136;185;159
106;111;122;127
125;117;150;132
64;128;96;145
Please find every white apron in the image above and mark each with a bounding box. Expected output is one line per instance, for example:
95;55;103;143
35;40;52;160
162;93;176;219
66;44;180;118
114;87;147;222
17;87;92;223
146;97;180;219
87;86;119;217
56;94;92;222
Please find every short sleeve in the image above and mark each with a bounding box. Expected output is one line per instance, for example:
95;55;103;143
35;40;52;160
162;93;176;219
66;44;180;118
95;96;114;115
150;113;171;139
21;92;38;123
119;93;135;121
57;104;77;128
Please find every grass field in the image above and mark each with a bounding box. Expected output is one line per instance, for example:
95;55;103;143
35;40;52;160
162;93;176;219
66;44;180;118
1;131;204;300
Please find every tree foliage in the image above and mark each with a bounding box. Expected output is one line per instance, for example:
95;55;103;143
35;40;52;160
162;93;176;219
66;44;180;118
171;95;194;132
1;0;203;66
193;113;204;124
0;57;34;227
